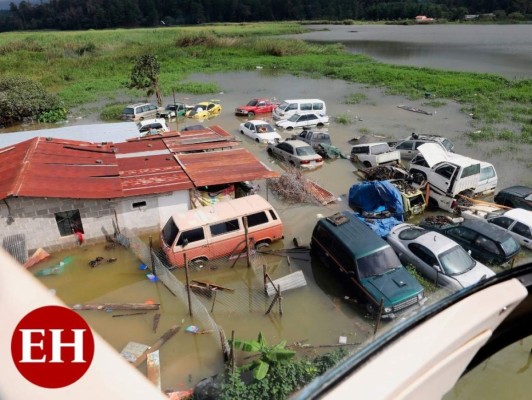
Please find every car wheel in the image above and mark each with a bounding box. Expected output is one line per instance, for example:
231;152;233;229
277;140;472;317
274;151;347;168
317;123;324;128
267;148;273;155
240;130;244;134
286;126;293;131
289;161;295;166
139;117;144;121
255;138;260;143
255;240;271;250
363;161;372;168
189;256;208;267
248;112;255;118
366;303;376;316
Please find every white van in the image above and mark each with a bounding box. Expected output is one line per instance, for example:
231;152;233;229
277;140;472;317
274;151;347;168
272;99;326;120
474;162;498;196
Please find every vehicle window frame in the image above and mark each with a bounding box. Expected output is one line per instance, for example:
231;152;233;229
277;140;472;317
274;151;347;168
209;219;241;237
176;227;205;246
511;222;532;239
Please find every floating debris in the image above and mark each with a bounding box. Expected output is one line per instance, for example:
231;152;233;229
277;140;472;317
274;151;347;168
397;104;433;115
358;165;409;181
269;168;335;205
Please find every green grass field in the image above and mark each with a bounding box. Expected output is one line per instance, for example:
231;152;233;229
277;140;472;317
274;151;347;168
0;22;530;142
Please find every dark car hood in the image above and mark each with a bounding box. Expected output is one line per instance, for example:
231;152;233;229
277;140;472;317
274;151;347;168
362;267;422;307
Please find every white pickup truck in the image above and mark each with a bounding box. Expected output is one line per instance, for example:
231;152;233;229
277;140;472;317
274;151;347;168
408;143;496;212
350;142;401;168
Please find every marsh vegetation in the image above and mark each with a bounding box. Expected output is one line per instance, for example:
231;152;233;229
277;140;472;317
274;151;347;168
0;23;530;143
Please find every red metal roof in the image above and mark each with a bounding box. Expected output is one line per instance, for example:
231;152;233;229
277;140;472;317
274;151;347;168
118;154;193;196
0;126;278;201
177;148;279;187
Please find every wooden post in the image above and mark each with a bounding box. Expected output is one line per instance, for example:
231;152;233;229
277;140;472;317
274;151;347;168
266;179;269;201
278;285;283;316
113;209;121;234
263;264;267;294
172;89;179;132
210;290;218;313
243;216;251;268
265;293;278;315
230;330;235;373
149;236;156;276
184;253;192;317
373;298;384;336
425;183;430;207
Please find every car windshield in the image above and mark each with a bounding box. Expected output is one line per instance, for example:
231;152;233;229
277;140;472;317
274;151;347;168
500;236;520;255
442;138;454;152
296;146;315;156
438;245;476;275
357;246;402;279
287;114;300;122
256;124;274;133
246;99;258;106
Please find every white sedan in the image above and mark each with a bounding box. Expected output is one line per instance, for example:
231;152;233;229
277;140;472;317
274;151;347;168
267;139;323;169
275;113;329;130
239;120;281;144
386;223;495;292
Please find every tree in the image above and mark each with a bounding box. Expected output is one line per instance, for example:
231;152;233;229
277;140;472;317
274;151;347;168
0;76;65;126
128;54;162;106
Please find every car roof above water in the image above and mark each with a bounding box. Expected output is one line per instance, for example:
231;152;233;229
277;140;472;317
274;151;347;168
318;212;389;259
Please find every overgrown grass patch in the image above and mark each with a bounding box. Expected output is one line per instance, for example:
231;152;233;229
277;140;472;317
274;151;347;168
406;266;438;294
345;92;368;104
100;103;125;121
335;114;354;124
422;100;447;107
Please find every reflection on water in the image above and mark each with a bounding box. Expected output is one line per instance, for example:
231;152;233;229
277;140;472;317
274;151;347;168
288;24;532;79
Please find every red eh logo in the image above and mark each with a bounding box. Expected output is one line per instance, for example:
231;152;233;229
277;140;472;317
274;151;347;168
11;305;95;388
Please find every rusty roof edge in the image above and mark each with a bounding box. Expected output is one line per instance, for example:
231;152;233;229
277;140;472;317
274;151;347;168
12;138;40;197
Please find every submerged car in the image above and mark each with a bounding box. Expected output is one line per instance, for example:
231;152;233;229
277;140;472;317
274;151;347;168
185;101;222;119
275;113;329;130
136;118;170;135
239;120;281;144
419;218;521;265
267;139;323;169
386;223;495;292
157;102;191;119
311;212;425;318
488;208;532;250
235;98;279;117
494;186;532;211
389;133;454;161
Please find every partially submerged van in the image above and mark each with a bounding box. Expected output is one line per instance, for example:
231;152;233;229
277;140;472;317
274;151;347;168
272;99;326;120
160;195;283;267
311;211;425;318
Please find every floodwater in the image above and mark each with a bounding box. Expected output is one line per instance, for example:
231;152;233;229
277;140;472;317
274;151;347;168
283;24;532;79
15;24;532;394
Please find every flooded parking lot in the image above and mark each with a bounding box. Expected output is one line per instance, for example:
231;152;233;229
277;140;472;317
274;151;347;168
24;70;532;392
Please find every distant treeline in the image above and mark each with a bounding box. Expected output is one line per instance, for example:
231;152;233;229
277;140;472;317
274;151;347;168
0;0;529;31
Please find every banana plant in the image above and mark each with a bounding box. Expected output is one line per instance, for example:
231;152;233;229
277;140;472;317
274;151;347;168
233;332;295;380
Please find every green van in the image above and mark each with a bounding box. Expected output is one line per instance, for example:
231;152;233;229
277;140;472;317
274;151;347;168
311;211;425;318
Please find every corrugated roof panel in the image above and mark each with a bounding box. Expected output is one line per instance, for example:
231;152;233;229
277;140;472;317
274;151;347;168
117;154;193;195
113;140;168;154
177;148;279;187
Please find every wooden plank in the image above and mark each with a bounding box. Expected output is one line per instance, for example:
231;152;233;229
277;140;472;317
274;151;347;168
190;280;234;292
71;303;160;311
134;324;181;367
147;350;161;391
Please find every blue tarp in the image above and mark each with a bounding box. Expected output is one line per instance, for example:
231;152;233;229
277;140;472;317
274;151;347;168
348;181;404;237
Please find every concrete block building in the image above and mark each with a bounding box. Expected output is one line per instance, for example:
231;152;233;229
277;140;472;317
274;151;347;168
0;126;277;258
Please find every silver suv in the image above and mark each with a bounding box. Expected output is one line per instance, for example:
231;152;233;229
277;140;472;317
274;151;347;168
121;103;161;121
389;133;454;161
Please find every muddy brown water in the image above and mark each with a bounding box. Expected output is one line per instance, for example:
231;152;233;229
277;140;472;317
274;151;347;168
19;70;532;392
